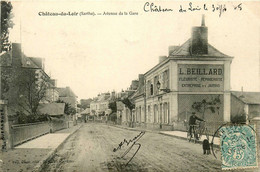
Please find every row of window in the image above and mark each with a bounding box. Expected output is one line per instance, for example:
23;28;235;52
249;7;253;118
146;69;169;97
125;102;170;124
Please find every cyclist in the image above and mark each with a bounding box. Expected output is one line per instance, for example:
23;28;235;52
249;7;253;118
189;112;205;139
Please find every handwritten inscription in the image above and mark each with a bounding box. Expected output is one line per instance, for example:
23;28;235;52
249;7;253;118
113;131;145;166
143;2;243;17
143;2;173;12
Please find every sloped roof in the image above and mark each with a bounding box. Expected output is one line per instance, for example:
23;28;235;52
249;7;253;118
21;56;41;68
29;57;43;68
169;39;232;58
80;108;90;114
231;91;260;105
97;93;111;102
38;103;65;116
57;87;77;97
130;85;144;100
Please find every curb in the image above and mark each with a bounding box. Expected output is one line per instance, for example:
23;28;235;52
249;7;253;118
108;124;159;134
159;132;220;148
109;124;219;148
32;124;83;172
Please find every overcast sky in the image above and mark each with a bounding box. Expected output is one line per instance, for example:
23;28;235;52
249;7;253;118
9;1;260;100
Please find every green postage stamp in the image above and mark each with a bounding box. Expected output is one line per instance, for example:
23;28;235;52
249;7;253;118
219;125;258;170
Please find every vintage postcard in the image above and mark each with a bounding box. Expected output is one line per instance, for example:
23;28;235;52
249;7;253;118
0;0;260;171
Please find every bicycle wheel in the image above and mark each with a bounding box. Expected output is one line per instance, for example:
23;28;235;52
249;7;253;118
187;129;192;142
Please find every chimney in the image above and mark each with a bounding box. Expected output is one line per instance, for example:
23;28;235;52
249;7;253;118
159;56;167;63
191;15;208;55
131;80;139;90
138;74;144;87
12;43;22;58
168;46;179;56
11;43;22;66
111;90;116;99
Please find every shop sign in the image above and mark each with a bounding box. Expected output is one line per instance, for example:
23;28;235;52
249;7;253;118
178;64;224;92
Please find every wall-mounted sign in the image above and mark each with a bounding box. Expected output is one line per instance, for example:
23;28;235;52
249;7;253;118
178;64;224;92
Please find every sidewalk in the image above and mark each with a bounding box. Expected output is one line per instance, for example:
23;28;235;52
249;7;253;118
160;131;220;146
0;124;82;172
110;124;220;146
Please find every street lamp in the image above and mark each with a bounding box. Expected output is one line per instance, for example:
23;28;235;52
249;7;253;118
156;81;161;90
157;81;171;93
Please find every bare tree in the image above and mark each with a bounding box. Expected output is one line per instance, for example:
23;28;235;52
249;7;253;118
17;69;49;115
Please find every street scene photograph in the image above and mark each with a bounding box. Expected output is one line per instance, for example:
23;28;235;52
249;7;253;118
0;1;260;172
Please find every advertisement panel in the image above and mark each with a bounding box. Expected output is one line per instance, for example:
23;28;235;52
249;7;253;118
178;64;224;92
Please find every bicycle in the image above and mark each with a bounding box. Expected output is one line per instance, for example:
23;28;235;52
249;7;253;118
197;121;210;141
187;121;210;143
187;124;200;143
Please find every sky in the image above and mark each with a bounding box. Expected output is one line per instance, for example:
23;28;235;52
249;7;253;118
9;1;260;100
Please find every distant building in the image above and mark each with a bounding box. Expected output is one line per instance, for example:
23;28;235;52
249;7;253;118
57;87;78;108
45;79;59;102
90;93;111;116
231;91;260;122
0;43;58;118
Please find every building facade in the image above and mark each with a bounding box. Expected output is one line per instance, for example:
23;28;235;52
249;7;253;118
0;43;59;117
57;87;78;109
122;16;234;133
90;92;111;116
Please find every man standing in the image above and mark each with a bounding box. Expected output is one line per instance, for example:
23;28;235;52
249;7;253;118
189;112;204;138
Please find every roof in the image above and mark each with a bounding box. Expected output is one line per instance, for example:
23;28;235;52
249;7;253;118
130;85;144;100
57;87;77;97
231;91;260;105
80;108;90;114
169;39;232;58
98;94;110;102
22;56;40;68
38;103;65;116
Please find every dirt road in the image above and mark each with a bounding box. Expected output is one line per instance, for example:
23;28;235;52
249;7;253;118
42;123;222;172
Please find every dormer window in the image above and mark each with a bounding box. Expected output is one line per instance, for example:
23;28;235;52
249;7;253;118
26;61;31;65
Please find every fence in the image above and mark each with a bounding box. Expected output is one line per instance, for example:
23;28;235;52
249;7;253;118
11;122;50;147
50;119;68;133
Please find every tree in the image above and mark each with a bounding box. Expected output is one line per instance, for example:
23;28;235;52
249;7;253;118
108;101;117;113
1;1;14;52
121;97;135;125
56;99;76;115
17;69;49;116
192;95;221;119
121;98;135;111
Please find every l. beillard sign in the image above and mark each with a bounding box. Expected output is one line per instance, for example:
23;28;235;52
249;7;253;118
178;64;224;92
